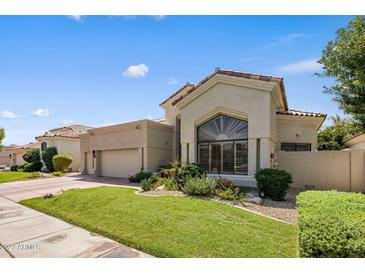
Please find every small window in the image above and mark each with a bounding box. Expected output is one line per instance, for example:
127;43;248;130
41;142;47;151
281;143;311;152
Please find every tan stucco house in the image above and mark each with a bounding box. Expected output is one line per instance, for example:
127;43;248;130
8;143;41;167
81;69;326;185
344;133;365;149
0;145;14;166
36;125;93;171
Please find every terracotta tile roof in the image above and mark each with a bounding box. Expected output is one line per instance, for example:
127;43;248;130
153;117;166;123
276;109;327;118
7;142;40;151
36;125;93;139
160;83;195;106
164;69;288;109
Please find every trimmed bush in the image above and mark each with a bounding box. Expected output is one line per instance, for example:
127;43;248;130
52;154;73;172
176;163;205;187
10;165;18;171
42;147;58;172
128;171;152;183
23;148;41;163
297;191;365;258
255;168;293;201
182;177;216;196
23;161;43;172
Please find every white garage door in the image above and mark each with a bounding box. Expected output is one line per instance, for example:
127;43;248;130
101;149;140;178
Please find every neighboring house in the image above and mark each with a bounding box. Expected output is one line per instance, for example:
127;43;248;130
344;133;365;149
0;145;14;166
36;125;93;171
80;69;326;185
8;143;41;167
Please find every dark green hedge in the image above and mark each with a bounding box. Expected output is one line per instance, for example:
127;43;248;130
297;191;365;258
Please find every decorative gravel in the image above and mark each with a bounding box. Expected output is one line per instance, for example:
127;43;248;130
139;189;298;224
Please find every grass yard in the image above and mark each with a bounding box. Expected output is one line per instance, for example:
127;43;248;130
21;187;298;258
0;171;40;183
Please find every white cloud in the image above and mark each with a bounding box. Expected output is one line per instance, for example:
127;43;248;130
1;110;20;119
167;77;179;85
275;58;322;74
32;108;50;117
61;119;74;126
123;64;149;78
263;33;310;49
68;15;83;22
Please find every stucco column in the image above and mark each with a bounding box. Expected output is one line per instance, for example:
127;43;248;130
95;150;102;177
248;139;257;176
260;138;272;169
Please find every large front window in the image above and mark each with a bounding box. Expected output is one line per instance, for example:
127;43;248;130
197;115;248;175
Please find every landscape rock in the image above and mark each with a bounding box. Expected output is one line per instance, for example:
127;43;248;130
245;197;263;205
156;184;165;191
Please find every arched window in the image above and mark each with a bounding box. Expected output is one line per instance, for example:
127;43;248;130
197;115;248;175
41;142;47;151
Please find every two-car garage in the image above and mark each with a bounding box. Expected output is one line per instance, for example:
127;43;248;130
80;119;173;179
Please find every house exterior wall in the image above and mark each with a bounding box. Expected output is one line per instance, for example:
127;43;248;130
277;149;365;192
167;81;275;179
276;115;322;151
0;147;10;166
38;137;82;171
80;120;173;176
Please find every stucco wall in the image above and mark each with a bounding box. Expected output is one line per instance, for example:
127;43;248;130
0;147;10;166
276;115;321;151
177;82;273;176
277;149;365;192
39;138;82;171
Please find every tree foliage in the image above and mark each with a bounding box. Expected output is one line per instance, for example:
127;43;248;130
0;128;4;152
41;147;58;172
318;16;365;129
317;116;360;150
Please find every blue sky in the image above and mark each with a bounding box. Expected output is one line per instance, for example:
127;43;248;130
0;15;353;145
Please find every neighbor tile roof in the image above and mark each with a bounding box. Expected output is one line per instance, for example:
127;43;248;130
36;125;93;139
276;109;327;118
162;69;288;109
7;142;40;151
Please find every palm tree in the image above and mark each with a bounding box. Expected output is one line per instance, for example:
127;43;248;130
329;114;350;127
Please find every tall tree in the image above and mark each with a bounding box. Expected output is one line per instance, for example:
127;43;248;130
0;128;5;152
318;16;365;130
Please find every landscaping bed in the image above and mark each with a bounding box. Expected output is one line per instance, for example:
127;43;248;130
21;186;298;258
297;190;365;258
0;171;41;183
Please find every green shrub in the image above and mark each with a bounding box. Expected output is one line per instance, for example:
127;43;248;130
128;171;152;183
255;168;293;201
52;154;73;172
23;148;41;163
297;191;365;258
182;177;216;196
157;177;179;191
215;177;234;191
23;161;43;172
52;171;65;177
30;172;41;178
10;165;18;171
176;163;205;187
217;187;245;201
42;147;58;172
140;178;152;191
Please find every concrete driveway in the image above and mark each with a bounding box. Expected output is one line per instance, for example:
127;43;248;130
0;174;139;202
0;174;151;258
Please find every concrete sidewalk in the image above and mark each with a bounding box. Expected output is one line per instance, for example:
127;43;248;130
0;196;153;258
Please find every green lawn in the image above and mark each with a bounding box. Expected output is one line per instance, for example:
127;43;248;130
21;187;298;258
0;171;40;183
